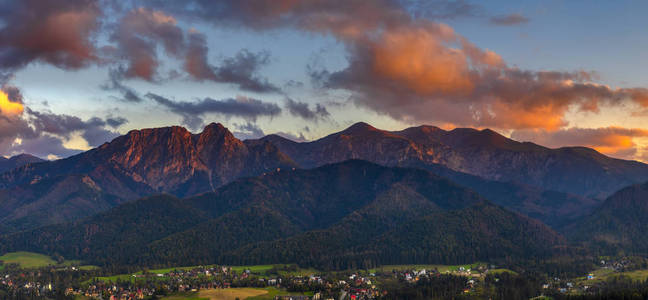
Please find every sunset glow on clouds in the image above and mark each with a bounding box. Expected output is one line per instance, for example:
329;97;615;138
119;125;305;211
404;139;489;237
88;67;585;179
2;0;648;161
0;90;24;117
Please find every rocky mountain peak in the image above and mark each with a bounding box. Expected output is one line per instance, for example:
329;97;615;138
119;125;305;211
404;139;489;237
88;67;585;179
0;153;45;174
341;122;380;135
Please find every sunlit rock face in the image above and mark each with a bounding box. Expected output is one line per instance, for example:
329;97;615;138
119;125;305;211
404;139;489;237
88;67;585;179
0;123;296;232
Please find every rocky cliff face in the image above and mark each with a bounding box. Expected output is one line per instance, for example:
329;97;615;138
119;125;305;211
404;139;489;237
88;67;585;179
0;123;296;232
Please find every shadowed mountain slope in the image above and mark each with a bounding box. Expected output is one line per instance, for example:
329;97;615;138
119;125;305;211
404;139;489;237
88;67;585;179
0;154;44;174
565;181;648;255
0;160;564;269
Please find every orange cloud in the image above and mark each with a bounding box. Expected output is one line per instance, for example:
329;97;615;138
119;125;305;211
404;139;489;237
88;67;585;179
370;25;475;96
256;0;648;130
511;127;648;161
0;90;24;117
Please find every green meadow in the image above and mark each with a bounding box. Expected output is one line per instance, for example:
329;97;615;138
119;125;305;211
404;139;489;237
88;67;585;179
0;251;97;270
0;252;56;269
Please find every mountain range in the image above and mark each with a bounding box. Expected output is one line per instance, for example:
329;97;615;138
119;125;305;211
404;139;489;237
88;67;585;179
1;121;648;267
256;122;648;199
0;160;563;268
0;124;295;232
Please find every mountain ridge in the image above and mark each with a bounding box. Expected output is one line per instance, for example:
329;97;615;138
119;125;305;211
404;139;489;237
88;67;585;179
1;121;646;233
255;122;648;198
0;123;296;232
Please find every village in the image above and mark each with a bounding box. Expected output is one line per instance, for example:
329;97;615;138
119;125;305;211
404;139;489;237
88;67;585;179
0;262;490;300
2;258;647;299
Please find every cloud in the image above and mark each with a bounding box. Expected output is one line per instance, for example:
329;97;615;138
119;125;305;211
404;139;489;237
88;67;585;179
159;0;648;131
0;0;101;71
402;0;483;20
185;32;279;93
489;13;529;26
304;9;648;130
0;87;121;158
12;135;84;159
108;7;185;81
101;68;144;102
231;121;310;142
146;92;282;130
285;98;329;120
274;131;308;143
27;111;120;147
106;116;128;128
0;88;24;117
232;122;266;140
80;117;122;146
511;127;648;160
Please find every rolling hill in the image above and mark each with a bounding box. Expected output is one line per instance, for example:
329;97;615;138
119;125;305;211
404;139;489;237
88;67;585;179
565;181;648;255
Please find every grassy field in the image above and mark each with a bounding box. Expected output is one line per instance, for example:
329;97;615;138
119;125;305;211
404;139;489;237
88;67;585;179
618;269;648;281
488;269;518;275
0;251;98;270
0;251;56;269
93;262;491;283
230;265;275;274
571;267;648;286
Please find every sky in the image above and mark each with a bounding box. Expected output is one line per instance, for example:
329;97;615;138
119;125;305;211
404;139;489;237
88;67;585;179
1;0;648;161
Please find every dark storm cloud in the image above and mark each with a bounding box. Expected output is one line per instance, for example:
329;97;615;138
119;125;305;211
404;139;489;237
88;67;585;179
146;92;282;130
185;32;279;93
489;13;530;26
284;98;329;120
